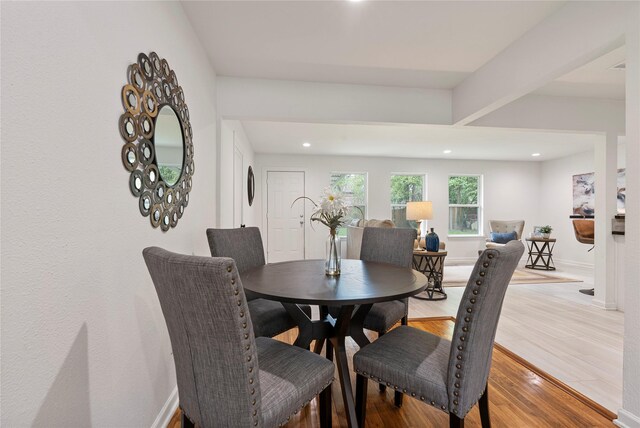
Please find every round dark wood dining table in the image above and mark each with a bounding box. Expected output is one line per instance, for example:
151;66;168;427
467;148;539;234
241;259;428;428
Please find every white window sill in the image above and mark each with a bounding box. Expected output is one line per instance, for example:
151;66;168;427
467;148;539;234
447;234;484;239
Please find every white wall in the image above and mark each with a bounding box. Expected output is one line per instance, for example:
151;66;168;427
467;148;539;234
539;150;596;267
539;145;627;311
1;2;217;426
219;120;258;228
255;154;541;262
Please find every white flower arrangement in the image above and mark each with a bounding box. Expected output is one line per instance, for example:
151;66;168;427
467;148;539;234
292;187;362;233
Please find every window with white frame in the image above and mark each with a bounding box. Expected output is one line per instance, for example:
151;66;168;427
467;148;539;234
390;174;425;229
330;172;367;236
448;175;482;236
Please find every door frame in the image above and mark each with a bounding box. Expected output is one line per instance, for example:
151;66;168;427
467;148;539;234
233;144;244;227
262;167;309;261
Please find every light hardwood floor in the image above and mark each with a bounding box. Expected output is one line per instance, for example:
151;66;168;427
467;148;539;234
408;265;624;413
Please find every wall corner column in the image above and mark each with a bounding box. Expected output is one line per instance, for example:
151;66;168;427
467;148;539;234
593;131;619;310
615;3;640;427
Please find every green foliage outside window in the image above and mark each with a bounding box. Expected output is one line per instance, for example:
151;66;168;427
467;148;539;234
390;175;424;204
330;173;367;236
448;175;481;235
391;175;424;229
448;176;478;205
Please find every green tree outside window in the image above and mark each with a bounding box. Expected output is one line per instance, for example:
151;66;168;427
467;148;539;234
448;175;481;235
390;175;425;229
330;173;367;236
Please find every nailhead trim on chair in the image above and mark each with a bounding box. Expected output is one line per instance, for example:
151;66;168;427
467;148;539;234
227;264;260;427
277;379;334;427
449;251;493;416
354;368;449;413
353;249;500;420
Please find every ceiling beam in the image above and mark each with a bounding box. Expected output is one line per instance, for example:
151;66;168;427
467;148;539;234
469;94;625;134
217;77;452;125
452;2;628;126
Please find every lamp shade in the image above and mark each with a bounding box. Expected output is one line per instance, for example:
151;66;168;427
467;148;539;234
406;201;433;220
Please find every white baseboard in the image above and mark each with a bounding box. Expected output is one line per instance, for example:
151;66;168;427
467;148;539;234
614;409;640;428
151;386;179;428
592;298;618;311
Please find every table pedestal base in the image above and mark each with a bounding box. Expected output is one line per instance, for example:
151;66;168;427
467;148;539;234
283;303;373;428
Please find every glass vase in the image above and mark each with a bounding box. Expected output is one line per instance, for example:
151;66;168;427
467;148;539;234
426;227;440;252
325;228;341;276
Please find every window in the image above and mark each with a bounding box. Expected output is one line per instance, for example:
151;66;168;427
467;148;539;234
330;172;367;236
448;175;482;236
390;174;425;229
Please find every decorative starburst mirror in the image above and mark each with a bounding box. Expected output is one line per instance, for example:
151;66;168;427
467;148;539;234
119;52;194;231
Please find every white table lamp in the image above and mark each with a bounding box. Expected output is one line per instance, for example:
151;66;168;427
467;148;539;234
407;201;433;250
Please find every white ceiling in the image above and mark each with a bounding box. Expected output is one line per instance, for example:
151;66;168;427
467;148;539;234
183;1;563;89
241;120;599;161
534;46;626;99
188;1;622;161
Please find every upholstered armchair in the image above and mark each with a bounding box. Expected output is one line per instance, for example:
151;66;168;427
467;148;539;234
353;241;525;428
485;220;525;249
143;247;334;428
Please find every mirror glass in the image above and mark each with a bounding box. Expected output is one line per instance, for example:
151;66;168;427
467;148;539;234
154;105;184;186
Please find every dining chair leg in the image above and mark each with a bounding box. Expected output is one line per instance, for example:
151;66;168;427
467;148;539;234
479;383;491;428
181;410;195;428
313;338;325;354
401;315;408;326
319;383;332;428
355;373;368;427
325;337;334;362
394;390;403;407
449;414;464;428
378;330;386;393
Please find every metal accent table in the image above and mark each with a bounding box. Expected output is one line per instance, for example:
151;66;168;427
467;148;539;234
412;250;448;300
525;237;556;270
241;259;427;428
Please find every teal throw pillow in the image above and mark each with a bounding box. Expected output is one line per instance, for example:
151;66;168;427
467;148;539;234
490;231;517;244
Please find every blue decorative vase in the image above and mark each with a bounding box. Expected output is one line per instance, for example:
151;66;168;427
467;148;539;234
426;228;440;252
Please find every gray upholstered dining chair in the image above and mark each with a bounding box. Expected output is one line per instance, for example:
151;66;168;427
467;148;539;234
353;240;525;428
206;227;312;338
143;247;334;428
359;227;415;335
356;227;416;406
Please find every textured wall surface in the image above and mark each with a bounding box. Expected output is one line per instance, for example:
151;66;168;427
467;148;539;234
1;2;217;426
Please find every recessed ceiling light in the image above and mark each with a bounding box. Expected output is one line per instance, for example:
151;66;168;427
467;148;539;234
302;142;311;148
443;150;452;154
532;153;541;157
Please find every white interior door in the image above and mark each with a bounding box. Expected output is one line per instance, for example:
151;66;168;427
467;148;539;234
233;145;243;227
266;171;305;263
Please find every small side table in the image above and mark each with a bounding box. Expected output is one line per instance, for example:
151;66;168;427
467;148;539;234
525;237;556;270
412;250;448;300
